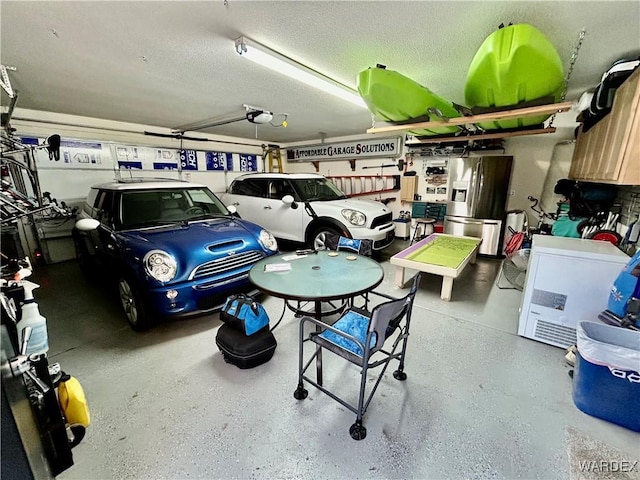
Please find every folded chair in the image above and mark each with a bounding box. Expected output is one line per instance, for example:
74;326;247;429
293;235;374;316
335;236;373;257
335;235;374;309
293;273;421;440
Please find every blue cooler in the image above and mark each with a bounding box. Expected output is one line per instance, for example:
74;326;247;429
573;321;640;432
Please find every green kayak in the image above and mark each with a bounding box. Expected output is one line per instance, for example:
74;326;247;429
465;23;565;130
357;66;460;136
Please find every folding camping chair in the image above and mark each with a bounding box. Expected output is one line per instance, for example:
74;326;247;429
293;273;422;440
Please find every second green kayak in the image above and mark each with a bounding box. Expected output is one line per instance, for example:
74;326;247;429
465;23;565;130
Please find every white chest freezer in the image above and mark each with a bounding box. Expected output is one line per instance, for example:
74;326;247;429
518;235;629;348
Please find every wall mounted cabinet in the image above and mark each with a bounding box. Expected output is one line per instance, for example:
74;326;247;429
400;175;418;201
569;68;640;185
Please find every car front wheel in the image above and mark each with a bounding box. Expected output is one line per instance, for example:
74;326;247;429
118;277;152;331
311;226;340;251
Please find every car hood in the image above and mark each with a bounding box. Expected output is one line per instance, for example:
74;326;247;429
314;198;390;215
119;217;264;260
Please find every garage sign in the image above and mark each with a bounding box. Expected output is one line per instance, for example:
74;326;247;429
287;136;403;162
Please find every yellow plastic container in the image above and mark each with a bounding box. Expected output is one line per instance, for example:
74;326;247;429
58;377;90;428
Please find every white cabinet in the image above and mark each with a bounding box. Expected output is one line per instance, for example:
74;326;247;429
518;235;629;348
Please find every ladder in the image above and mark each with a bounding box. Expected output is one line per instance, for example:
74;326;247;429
327;175;399;197
263;144;283;173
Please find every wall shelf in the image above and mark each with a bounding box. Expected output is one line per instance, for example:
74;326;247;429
366;101;573;141
405;127;557;145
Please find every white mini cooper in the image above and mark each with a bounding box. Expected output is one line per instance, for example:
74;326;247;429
219;173;395;251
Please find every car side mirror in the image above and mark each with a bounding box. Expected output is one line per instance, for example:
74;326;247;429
75;218;100;231
227;205;239;217
282;195;298;209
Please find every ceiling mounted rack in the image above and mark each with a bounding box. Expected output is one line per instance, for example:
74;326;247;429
366;101;572;143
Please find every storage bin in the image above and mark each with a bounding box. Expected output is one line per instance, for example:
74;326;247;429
573;321;640;432
393;218;411;240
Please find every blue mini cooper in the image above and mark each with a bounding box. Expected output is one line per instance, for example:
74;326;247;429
73;179;278;331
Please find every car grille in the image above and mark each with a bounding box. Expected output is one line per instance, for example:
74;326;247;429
371;212;393;229
373;229;395;249
190;250;266;280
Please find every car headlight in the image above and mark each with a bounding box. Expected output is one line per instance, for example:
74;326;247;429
341;209;366;226
143;250;177;282
258;229;278;252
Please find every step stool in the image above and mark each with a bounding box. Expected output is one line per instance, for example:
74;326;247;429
410;218;436;244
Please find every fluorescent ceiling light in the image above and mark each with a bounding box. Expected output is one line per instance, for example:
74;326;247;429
235;36;367;109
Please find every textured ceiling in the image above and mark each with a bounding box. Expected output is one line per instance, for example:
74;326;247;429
1;1;639;144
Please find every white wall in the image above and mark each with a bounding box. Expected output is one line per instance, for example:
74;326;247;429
538;141;575;213
11;108;265;202
286;136;568;223
503;135;573;223
11;109;565;223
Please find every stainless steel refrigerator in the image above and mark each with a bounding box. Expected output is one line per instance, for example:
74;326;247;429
444;156;513;256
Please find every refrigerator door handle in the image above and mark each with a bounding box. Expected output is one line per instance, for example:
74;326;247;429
470;159;484;216
468;160;481;216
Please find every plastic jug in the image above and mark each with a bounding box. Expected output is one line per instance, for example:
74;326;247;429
17;280;49;356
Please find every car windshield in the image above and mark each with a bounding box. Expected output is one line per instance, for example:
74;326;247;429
290;178;347;201
119;187;230;229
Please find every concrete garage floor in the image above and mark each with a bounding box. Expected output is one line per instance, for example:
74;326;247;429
30;239;639;480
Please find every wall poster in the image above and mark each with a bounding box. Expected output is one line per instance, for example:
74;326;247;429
179;150;198;171
116;145;163;170
205;151;233;171
154;149;179;170
239;154;258;172
23;137;112;169
20;136;260;173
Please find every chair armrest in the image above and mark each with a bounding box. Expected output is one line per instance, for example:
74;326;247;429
299;315;327;330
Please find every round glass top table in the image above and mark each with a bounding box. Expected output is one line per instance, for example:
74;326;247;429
250;250;384;385
249;250;384;305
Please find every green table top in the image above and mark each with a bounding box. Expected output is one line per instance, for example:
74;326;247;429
396;234;481;269
249;251;384;302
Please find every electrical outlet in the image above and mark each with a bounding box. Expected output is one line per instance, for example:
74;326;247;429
510;190;516;196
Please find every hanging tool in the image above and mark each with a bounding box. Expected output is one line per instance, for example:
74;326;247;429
361;159;405;171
